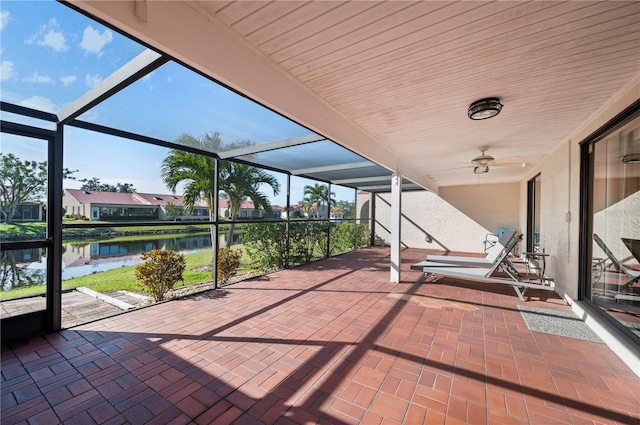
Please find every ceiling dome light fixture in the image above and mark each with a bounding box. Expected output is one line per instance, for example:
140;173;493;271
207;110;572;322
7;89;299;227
468;97;503;120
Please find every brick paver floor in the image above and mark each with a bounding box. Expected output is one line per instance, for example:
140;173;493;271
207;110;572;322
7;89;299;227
2;247;638;424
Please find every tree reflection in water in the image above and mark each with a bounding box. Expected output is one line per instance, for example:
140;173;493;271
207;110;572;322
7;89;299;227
0;248;46;291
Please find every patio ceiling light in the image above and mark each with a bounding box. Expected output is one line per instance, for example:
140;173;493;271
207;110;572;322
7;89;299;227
622;153;640;164
473;165;489;174
468;97;503;120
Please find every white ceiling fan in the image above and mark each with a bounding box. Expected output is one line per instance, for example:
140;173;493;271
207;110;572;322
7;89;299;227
468;146;529;174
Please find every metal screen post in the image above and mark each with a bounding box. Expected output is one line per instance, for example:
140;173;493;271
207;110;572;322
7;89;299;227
390;173;402;283
213;158;219;289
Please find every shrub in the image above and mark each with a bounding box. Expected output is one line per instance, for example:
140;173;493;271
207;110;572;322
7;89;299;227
329;222;371;254
134;249;186;301
244;223;288;272
289;221;327;263
218;247;242;284
329;222;354;255
244;222;371;271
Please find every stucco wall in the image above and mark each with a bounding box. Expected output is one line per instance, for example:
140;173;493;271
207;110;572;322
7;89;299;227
439;184;520;233
373;183;520;253
62;192;84;217
520;140;580;299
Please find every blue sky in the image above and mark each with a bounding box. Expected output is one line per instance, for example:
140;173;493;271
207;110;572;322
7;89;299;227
0;0;356;206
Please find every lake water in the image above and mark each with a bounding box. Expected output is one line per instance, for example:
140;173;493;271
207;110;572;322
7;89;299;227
1;233;242;291
60;234;216;279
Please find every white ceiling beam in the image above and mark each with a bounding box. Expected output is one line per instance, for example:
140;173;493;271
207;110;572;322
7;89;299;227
359;183;422;191
332;175;392;185
218;133;325;159
291;161;373;176
57;49;168;125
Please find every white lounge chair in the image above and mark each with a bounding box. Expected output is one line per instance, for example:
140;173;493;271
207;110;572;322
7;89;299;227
415;229;518;268
413;234;554;301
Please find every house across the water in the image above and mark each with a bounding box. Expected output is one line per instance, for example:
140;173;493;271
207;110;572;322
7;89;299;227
63;189;209;221
63;189;281;221
3;199;44;223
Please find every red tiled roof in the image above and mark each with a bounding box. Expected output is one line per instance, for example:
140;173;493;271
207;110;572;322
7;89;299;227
217;198;258;209
65;189;270;210
64;189;207;207
65;189;140;205
134;192;207;207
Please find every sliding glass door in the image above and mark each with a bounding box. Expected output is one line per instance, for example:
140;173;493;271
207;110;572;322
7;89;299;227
581;106;640;341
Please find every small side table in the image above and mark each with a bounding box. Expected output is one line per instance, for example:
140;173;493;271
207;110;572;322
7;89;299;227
523;251;549;284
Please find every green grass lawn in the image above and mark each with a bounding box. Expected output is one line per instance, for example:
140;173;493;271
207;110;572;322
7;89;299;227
0;246;253;301
2;222;245;301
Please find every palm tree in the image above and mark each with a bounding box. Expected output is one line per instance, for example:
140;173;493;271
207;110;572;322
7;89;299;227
219;162;280;247
161;133;221;253
302;183;336;219
162;132;281;259
298;198;313;219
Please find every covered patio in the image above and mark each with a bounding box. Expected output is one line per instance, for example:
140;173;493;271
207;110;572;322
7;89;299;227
1;1;639;423
2;248;638;425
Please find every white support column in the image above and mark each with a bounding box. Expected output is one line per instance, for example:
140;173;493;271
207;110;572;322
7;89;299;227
390;172;402;283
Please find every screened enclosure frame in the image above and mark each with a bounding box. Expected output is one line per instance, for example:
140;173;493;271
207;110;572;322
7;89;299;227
1;101;382;343
0;0;426;342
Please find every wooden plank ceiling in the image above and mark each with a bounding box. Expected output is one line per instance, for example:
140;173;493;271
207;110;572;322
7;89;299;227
190;1;640;188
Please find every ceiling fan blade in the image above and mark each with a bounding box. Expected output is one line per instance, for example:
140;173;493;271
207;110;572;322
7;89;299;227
443;164;475;171
491;155;524;164
493;161;530;168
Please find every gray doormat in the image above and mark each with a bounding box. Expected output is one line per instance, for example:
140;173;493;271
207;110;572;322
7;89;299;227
518;306;604;343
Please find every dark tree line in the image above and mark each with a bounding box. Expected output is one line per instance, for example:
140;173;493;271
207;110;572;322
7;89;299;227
80;177;136;193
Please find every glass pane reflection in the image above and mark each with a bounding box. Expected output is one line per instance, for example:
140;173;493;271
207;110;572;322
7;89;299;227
0;247;48;320
589;115;640;338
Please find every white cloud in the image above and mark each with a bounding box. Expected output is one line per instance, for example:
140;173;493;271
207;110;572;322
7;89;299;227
27;19;69;52
85;73;102;88
79;25;113;55
140;72;155;90
19;96;58;113
1;11;9;31
41;29;68;52
0;60;16;81
24;71;53;84
60;74;77;86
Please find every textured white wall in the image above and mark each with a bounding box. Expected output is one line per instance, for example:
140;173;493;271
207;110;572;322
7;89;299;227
439;184;520;233
373;183;519;253
532;140;579;299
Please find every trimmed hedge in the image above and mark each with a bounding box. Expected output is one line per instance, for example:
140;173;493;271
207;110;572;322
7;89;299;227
244;222;369;272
